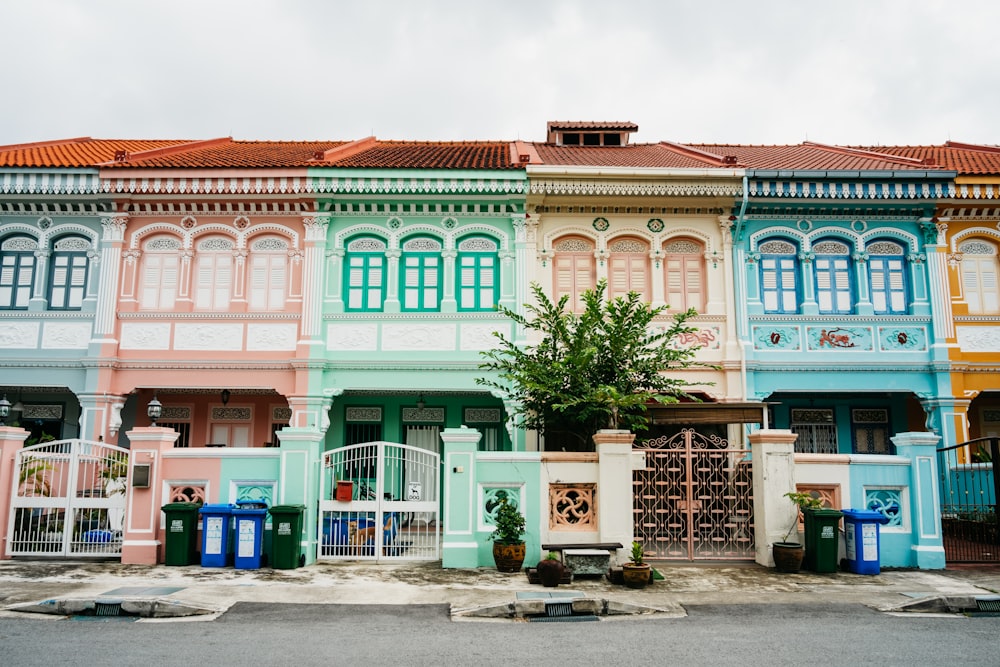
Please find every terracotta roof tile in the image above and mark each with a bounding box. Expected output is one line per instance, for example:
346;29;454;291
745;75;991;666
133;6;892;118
532;143;722;169
690;144;936;171
324;141;515;169
107;140;350;168
854;144;1000;175
0;138;194;168
546;120;639;131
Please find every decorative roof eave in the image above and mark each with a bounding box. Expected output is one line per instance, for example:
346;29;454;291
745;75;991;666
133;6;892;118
749;179;954;200
0;168;102;196
528;177;742;198
308;173;527;196
953;178;1000;200
100;168;310;196
527;165;744;179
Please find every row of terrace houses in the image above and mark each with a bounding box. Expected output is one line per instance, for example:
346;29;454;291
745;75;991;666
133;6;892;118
1;122;998;568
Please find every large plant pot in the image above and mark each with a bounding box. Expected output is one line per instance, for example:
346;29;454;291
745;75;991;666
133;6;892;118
536;558;566;587
621;563;651;589
772;542;805;573
493;542;526;573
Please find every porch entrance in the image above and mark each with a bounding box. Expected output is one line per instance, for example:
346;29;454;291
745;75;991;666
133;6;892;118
318;441;440;561
633;428;755;560
6;439;129;558
938;437;999;563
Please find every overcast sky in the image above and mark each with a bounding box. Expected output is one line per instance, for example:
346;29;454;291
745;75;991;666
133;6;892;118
5;0;1000;147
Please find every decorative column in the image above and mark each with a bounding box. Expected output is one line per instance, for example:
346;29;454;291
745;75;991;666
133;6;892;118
594;429;636;564
511;212;532;314
0;426;31;560
853;251;874;315
749;429;799;567
76;393;127;443
440;247;457;313
121;426;180;564
799;251;818;315
440;426;482;568
922;219;954;351
93;214;128;340
299;215;329;344
891;431;946;569
273;427;324;565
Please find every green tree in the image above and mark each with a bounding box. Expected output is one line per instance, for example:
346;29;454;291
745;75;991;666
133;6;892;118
478;280;709;451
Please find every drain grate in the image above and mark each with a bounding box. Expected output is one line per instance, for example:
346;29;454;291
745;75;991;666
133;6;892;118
530;615;599;623
976;596;1000;612
95;602;123;617
545;601;574;617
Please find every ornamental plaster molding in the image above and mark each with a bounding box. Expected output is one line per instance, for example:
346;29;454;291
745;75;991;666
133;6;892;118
103;175;310;196
173;323;243;350
529;179;740;197
0;322;40;348
40;322;92;349
0;170;102;196
459;323;504;351
950;226;1000;250
381;323;456;351
956;326;1000;352
246;324;298;351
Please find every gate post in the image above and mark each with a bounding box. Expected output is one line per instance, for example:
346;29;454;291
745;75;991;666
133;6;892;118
594;429;636;565
440;426;481;568
122;426;179;564
749;429;798;568
0;426;30;560
274;428;323;565
891;431;946;569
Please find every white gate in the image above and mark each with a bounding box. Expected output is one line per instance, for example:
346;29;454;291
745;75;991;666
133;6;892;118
319;441;440;561
7;439;129;558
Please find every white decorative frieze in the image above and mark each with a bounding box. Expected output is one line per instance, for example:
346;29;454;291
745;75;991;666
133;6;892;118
120;322;171;350
327;323;379;351
382;323;456;351
0;322;40;348
41;322;92;349
174;323;243;351
460;323;504;351
957;326;1000;352
246;324;297;351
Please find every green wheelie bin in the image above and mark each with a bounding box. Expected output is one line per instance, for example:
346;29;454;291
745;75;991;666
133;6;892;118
269;504;306;569
161;502;201;566
803;507;844;573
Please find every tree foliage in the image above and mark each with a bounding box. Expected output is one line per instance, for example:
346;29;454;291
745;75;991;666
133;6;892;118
477;280;709;450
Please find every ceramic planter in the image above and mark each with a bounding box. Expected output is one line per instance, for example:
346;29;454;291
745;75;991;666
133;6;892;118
621;563;651;588
493;542;526;573
772;541;805;573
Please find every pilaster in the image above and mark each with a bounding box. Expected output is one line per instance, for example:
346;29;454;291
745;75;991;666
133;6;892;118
749;429;799;567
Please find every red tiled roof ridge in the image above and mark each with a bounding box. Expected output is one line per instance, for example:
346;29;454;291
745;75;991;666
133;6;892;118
546;120;638;131
0;136;93;151
658;141;743;167
944;140;1000;154
98;137;233;165
802;141;934;167
313;136;377;162
510;140;542;166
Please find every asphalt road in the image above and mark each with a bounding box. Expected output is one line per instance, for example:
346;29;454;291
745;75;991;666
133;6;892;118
2;602;998;666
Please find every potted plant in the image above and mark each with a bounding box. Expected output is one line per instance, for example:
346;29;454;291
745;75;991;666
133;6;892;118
488;493;526;573
773;491;823;573
535;551;566;587
621;540;652;588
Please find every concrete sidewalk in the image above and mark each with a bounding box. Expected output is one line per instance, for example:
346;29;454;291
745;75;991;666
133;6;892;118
1;559;999;621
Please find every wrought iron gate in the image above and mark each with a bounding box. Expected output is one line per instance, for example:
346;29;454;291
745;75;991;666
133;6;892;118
318;441;440;561
7;439;129;558
938;437;999;563
633;429;754;560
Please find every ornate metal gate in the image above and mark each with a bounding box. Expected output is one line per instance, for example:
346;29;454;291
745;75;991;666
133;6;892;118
7;439;129;558
318;441;440;561
633;429;754;560
938;437;999;563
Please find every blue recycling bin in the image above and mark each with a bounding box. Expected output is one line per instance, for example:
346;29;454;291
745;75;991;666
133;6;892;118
842;508;889;575
232;500;269;569
199;503;234;567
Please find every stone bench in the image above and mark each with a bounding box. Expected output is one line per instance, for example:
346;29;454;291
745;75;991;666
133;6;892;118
541;542;623;577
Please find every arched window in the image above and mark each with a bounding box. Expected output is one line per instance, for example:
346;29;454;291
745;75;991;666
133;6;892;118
812;239;853;314
663;238;704;311
194;236;234;311
344;236;387;311
140;235;181;310
400;236;442;311
959;239;999;314
607;237;650;302
48;235;91;310
552;236;595;313
456;236;499;311
248;236;288;311
759;239;799;314
867;240;908;315
0;235;38;310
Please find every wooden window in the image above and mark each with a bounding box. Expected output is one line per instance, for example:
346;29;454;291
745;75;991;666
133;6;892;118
48;236;91;310
400;237;442;311
194;237;234;311
344;236;387;311
552;236;595;313
607;237;649;302
813;240;853;314
867;241;907;314
959;240;999;314
663;238;704;311
139;236;180;310
852;408;892;454
0;235;37;310
759;239;799;314
456;236;499;311
248;237;288;311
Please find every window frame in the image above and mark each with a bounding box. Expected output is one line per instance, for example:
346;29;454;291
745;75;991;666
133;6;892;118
663;237;705;312
958;239;999;315
0;235;38;310
866;240;909;315
47;235;91;311
812;239;854;315
455;235;499;312
344;236;387;312
551;236;596;314
607;236;650;303
399;236;442;312
758;239;800;314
